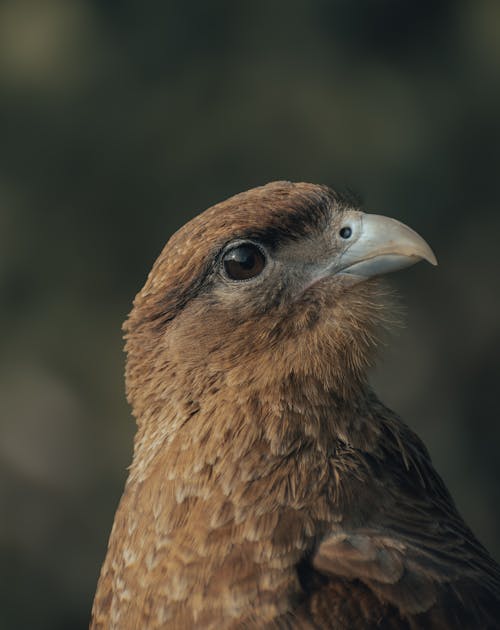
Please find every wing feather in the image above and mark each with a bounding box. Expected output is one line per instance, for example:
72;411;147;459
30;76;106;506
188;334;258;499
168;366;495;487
311;404;500;627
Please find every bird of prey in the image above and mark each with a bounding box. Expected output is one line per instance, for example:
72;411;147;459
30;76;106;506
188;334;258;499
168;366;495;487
91;181;500;629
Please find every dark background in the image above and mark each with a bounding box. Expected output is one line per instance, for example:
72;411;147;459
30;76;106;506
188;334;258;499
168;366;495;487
1;1;499;628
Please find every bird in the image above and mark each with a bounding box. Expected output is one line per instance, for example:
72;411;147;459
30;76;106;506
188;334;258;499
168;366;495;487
91;181;500;629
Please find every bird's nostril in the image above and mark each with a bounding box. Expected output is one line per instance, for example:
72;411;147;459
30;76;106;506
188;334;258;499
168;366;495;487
339;226;352;239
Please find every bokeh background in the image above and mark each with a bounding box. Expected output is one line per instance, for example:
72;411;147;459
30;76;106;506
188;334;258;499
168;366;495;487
1;1;500;628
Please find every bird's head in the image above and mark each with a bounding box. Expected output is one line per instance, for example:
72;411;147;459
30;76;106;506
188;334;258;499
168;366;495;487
124;181;436;425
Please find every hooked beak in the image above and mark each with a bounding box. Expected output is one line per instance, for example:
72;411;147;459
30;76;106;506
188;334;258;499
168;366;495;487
336;212;437;281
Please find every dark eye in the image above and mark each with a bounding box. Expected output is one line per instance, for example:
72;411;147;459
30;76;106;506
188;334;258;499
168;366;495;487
222;243;266;280
339;226;352;239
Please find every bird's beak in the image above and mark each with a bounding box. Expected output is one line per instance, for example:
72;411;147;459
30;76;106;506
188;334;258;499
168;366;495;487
335;212;437;281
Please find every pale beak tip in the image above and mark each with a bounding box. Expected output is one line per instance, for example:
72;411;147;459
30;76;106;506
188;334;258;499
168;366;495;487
425;248;438;267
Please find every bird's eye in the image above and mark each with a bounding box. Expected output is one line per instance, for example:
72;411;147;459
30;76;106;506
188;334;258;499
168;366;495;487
222;243;266;281
339;226;352;239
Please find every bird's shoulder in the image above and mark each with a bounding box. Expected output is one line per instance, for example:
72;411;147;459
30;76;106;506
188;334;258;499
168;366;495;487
307;399;500;628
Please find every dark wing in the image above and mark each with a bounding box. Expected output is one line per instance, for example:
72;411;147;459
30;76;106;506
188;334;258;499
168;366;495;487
310;410;500;629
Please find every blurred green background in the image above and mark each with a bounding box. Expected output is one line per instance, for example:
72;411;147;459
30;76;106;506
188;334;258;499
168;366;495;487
1;1;499;628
